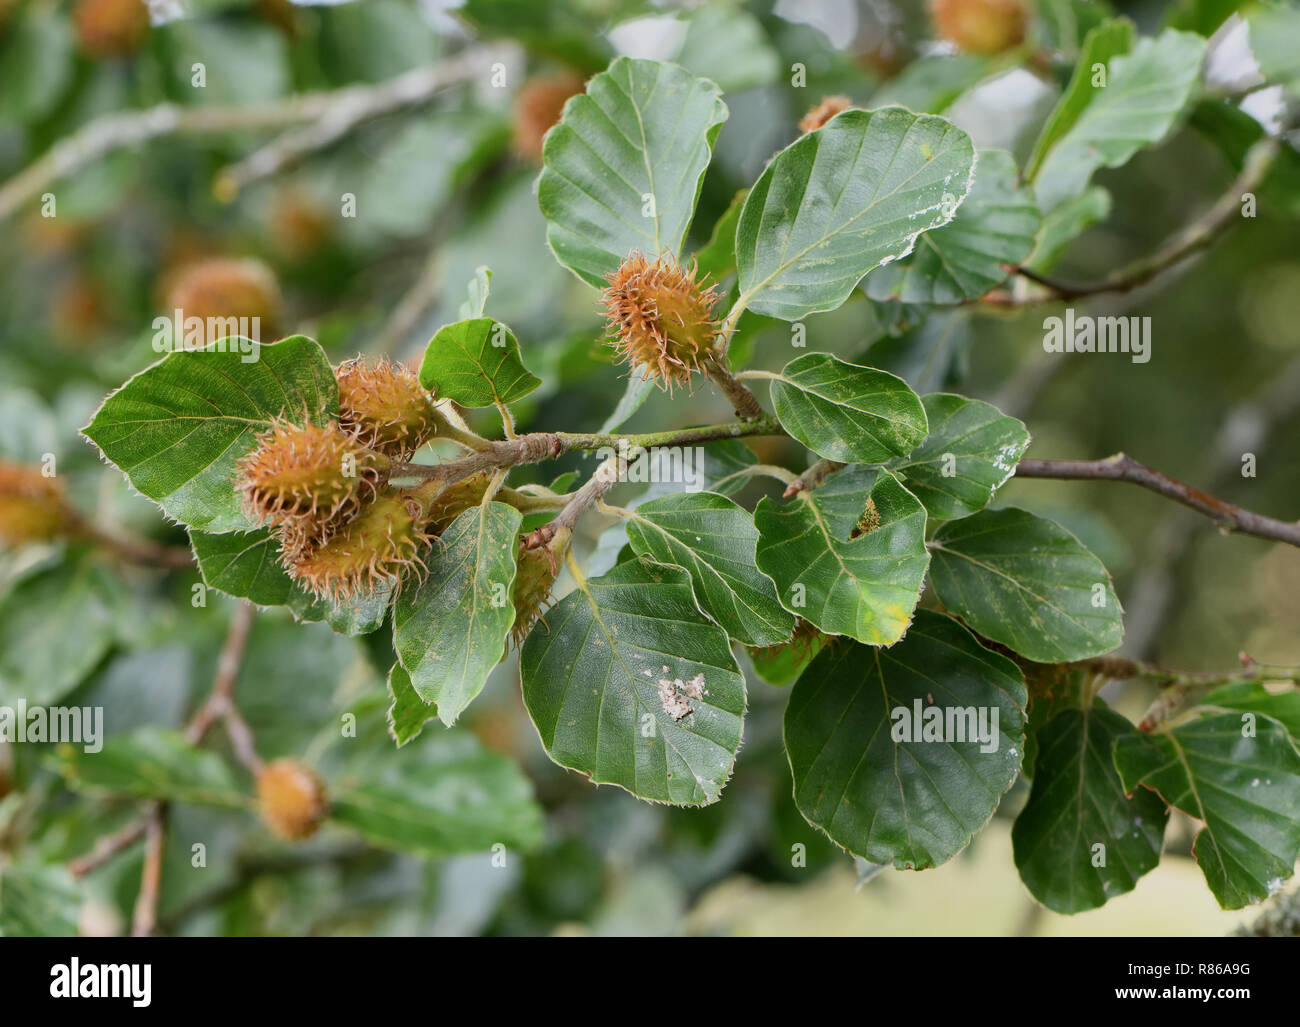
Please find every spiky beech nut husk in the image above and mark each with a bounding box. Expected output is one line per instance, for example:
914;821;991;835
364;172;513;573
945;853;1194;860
423;471;493;535
799;95;852;134
334;357;440;460
286;489;433;601
256;759;328;841
74;0;150;58
235;419;390;526
512;73;586;161
0;463;75;546
511;524;572;645
601;253;721;392
929;0;1027;55
164;257;282;341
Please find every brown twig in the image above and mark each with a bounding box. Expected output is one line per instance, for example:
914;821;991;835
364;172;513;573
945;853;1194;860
68;602;259;883
0;48;499;219
130;804;168;937
1011;134;1282;303
1014;453;1300;547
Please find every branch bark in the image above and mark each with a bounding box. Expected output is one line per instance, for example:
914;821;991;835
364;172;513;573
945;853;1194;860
1014;453;1300;547
0;48;501;219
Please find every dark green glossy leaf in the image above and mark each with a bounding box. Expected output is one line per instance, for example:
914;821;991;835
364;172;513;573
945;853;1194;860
889;393;1029;519
785;610;1026;868
768;353;928;464
929;507;1124;661
623;491;794;646
1012;705;1168;913
1115;713;1300;909
754;466;929;645
520;558;746;806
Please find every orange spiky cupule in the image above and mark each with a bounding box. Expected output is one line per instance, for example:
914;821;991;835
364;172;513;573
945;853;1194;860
601;253;721;393
0;463;77;546
164;256;283;340
234;419;390;527
511;524;572;646
285;487;437;602
423;470;495;534
513;72;587;161
799;95;852;134
74;0;150;58
929;0;1027;56
334;357;441;460
256;758;328;841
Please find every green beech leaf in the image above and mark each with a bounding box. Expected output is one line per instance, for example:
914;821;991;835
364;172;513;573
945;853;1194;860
1249;1;1300;92
864;150;1040;304
754;466;929;645
0;863;81;937
393;502;522;726
785;610;1027;868
1026;19;1135;180
1200;681;1300;742
929;507;1124;661
458;265;493;319
386;663;436;748
537;57;728;287
675;5;779;93
332;728;544;856
1031;28;1207;211
889;393;1030;519
597;371;656;434
520;558;746;806
768;353;928;464
82;335;337;533
1024;185;1112;271
735;107;975;321
419;317;541;408
0;557;125;707
189;529;390;635
1012;705;1168;913
623;491;794;646
747;626;827;688
1115;713;1300;909
51;727;246;808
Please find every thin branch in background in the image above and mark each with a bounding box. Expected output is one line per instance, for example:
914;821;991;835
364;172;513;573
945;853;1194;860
1014;453;1300;547
1122;353;1300;656
68;601;259;888
1011;133;1284;303
130;803;168;937
77;521;195;570
0;47;505;220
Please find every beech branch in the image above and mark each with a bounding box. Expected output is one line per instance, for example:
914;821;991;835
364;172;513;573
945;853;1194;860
69;601;259;885
1010;133;1283;303
1014;453;1300;547
0;48;500;219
